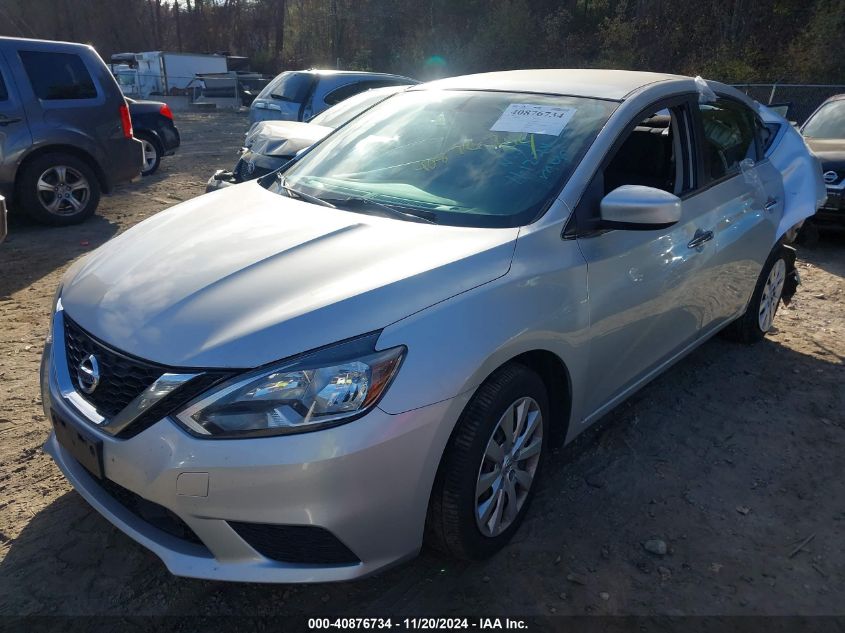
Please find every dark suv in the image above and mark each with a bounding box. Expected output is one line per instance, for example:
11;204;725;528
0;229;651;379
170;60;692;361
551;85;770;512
0;37;143;226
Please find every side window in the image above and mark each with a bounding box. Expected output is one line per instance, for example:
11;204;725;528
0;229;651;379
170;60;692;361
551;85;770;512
323;82;367;107
697;99;757;180
0;71;8;101
603;106;692;197
19;51;97;100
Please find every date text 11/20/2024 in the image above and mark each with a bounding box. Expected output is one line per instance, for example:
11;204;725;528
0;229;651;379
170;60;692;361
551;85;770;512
307;618;529;630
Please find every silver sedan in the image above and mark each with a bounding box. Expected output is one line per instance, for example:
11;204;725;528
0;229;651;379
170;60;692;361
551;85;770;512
42;69;825;582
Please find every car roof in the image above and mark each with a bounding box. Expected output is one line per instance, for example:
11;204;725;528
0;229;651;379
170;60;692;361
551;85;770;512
0;35;95;53
304;69;418;83
415;69;692;100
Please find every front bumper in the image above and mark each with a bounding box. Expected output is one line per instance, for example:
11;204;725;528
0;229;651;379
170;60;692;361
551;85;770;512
816;185;845;225
42;309;461;582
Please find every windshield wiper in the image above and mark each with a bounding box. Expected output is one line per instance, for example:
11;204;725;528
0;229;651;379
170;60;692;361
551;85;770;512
278;177;336;208
334;197;437;224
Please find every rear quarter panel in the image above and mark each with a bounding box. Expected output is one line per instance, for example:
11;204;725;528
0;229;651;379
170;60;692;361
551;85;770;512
758;105;826;238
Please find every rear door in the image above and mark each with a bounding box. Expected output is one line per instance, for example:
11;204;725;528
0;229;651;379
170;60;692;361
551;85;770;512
0;48;32;201
692;97;782;333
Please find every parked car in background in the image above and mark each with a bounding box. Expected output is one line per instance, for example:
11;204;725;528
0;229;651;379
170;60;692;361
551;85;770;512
800;94;845;241
208;85;407;191
43;70;824;583
0;37;142;226
126;98;180;176
0;195;7;243
249;69;417;124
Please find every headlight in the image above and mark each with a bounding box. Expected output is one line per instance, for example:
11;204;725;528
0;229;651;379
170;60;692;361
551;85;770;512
174;333;405;438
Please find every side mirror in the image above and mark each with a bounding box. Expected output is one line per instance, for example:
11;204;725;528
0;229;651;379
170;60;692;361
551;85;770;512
600;185;682;230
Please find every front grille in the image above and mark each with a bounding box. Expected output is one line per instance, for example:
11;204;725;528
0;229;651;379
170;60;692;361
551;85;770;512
97;477;206;547
228;522;360;565
64;317;164;418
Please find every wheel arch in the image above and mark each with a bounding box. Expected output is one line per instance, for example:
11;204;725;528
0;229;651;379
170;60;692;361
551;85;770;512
134;128;164;152
448;348;574;452
504;350;573;446
15;144;109;200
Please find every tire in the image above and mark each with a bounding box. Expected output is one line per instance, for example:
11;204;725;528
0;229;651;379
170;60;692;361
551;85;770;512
722;245;788;344
138;134;161;176
426;363;549;559
18;152;101;226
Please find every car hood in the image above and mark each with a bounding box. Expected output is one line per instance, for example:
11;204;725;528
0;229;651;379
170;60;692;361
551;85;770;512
245;120;333;157
61;182;518;368
805;138;845;170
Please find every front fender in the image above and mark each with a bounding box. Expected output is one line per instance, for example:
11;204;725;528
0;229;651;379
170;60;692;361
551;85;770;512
377;223;591;444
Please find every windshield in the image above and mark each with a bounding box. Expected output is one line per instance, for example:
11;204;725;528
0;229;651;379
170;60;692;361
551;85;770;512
803;100;845;139
274;90;617;227
310;88;401;128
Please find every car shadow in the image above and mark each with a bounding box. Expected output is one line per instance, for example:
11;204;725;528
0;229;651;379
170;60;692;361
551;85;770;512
796;230;845;278
1;336;842;618
0;213;118;299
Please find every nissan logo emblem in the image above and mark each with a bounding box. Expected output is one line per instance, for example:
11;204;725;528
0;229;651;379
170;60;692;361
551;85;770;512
77;354;100;395
823;170;838;184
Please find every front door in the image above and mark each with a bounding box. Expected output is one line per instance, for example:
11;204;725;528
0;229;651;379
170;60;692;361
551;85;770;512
575;97;721;418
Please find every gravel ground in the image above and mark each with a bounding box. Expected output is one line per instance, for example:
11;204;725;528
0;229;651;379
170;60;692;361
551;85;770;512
0;111;843;622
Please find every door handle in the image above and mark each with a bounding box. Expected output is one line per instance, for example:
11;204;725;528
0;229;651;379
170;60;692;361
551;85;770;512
765;197;779;212
0;116;22;126
688;229;714;249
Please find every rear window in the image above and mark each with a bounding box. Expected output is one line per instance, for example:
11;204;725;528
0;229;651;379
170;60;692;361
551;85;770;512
258;71;314;104
19;51;97;100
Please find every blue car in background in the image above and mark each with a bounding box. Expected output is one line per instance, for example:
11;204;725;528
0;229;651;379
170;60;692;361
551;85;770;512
249;69;416;124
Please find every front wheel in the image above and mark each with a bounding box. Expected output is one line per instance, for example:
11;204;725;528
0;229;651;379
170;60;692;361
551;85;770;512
426;363;549;559
722;246;788;344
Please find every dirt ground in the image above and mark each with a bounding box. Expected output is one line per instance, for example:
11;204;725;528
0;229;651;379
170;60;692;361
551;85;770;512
0;111;843;622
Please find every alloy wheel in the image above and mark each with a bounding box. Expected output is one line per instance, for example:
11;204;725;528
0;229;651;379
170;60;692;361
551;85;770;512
758;258;786;332
475;396;543;537
36;165;91;216
142;139;158;173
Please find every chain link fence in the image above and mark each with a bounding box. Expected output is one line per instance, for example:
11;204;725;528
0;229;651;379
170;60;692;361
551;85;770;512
732;84;845;125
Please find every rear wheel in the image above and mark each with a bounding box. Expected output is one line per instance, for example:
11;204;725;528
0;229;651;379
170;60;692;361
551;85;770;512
426;363;549;559
722;246;787;344
138;134;161;176
18;152;100;226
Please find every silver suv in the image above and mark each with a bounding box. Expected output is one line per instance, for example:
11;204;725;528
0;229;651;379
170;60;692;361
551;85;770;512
249;69;417;124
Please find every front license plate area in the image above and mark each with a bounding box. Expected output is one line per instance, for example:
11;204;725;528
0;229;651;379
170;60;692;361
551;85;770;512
52;411;104;479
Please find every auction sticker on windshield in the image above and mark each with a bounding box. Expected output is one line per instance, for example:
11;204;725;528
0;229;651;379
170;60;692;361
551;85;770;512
490;104;576;136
